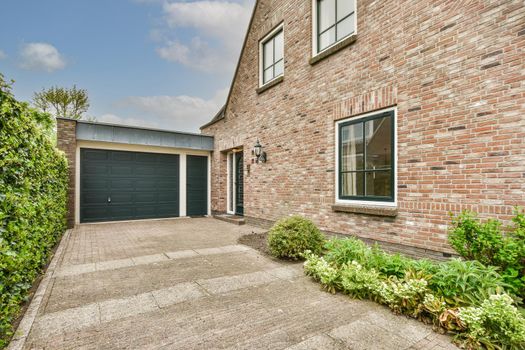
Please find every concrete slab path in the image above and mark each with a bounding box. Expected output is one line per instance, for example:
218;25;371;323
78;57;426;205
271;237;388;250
12;218;457;349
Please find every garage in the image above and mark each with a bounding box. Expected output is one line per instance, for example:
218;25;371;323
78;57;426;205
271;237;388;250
58;118;214;226
80;149;180;223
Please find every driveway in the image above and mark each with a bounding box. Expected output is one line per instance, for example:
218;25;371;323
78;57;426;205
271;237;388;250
15;218;456;349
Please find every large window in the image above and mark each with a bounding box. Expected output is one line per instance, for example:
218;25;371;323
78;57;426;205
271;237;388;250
316;0;356;53
260;26;284;85
338;110;395;202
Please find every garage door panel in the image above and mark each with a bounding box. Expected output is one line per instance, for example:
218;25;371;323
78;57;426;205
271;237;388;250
186;156;208;216
80;149;180;223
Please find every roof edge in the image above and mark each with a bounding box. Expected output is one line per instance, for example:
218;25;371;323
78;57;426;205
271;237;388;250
199;0;259;130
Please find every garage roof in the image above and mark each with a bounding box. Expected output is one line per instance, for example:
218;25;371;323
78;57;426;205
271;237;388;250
67;118;214;151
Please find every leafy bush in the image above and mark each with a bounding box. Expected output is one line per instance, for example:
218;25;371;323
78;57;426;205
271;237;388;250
0;75;68;347
430;259;513;307
449;210;525;297
304;237;525;349
459;294;525;349
267;216;325;260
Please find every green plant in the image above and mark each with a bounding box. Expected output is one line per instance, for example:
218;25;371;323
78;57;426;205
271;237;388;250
0;74;68;347
339;260;382;299
458;293;525;349
448;210;525;297
268;216;325;260
303;251;339;293
429;259;514;307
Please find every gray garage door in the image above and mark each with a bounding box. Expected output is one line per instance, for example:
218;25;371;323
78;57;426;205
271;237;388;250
80;149;180;223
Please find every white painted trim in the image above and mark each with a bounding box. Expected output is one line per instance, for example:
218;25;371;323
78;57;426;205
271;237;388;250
179;154;187;217
226;152;236;214
334;106;398;207
259;22;284;88
311;0;358;57
75;140;211;224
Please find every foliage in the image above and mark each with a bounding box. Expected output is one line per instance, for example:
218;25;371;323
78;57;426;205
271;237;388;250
448;210;525;297
430;259;514;307
267;216;325;260
459;294;525;349
0;74;68;347
33;85;90;120
303;236;525;349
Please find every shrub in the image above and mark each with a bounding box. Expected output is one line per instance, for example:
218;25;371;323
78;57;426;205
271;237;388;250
448;210;525;297
339;260;382;300
429;259;514;307
0;75;68;346
459;294;525;349
303;251;339;293
267;216;325;260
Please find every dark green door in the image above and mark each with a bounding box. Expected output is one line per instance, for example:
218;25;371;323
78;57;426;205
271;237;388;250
80;149;179;223
186;155;208;216
235;152;244;216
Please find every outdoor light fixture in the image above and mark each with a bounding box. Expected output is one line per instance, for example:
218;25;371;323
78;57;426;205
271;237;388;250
253;138;267;163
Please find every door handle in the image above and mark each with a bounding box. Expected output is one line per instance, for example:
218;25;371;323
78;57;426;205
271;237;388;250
108;196;111;203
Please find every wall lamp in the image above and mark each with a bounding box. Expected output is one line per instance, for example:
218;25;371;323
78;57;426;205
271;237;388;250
253;138;267;163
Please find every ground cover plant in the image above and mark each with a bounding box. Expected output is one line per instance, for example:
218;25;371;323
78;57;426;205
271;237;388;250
0;75;68;347
301;211;525;350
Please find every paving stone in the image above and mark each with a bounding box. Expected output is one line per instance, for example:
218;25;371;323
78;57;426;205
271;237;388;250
99;293;158;323
164;249;199;259
329;319;414;350
218;244;251;253
131;254;169;265
194;247;225;255
54;263;96;277
31;303;99;337
285;334;343;349
197;270;278;294
362;309;432;342
151;282;205;308
96;258;134;271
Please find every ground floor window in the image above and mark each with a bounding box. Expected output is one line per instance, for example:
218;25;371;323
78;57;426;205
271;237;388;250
338;109;395;202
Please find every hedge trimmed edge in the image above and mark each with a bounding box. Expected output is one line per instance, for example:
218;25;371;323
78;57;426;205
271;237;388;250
0;75;68;347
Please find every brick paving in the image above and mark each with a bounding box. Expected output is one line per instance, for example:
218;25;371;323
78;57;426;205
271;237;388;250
17;218;458;349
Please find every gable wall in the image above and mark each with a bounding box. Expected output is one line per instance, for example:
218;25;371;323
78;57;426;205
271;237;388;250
203;0;525;255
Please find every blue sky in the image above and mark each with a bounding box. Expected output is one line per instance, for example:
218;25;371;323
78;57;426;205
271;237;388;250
0;0;254;132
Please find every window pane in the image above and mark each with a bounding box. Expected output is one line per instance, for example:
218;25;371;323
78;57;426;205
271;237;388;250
365;171;391;197
274;31;284;61
341;172;364;196
336;14;354;41
365;116;392;170
263;67;273;83
318;0;336;32
274;59;284;77
263;40;273;69
341;123;363;171
319;27;336;51
337;0;355;21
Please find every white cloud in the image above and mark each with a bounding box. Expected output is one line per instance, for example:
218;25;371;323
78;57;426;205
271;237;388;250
157;37;222;72
96;88;227;133
0;50;6;60
19;43;66;72
156;0;253;73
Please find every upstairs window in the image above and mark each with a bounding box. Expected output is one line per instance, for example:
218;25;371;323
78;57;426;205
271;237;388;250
338;109;395;202
260;26;284;86
315;0;356;53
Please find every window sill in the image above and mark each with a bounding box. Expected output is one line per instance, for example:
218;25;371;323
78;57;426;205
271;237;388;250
310;34;357;66
256;75;284;94
332;203;398;217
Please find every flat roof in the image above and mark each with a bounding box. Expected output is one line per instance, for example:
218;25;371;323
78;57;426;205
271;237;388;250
58;118;214;151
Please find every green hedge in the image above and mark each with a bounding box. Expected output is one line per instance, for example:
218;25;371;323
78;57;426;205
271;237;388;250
0;76;68;347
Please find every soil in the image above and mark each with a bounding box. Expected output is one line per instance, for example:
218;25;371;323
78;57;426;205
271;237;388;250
238;232;271;256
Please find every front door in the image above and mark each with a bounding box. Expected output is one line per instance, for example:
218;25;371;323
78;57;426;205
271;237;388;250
235;152;244;215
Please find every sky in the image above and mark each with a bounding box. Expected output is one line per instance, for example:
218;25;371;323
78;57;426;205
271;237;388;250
0;0;254;132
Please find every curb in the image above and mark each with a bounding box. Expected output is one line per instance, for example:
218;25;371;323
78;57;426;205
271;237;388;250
7;229;72;350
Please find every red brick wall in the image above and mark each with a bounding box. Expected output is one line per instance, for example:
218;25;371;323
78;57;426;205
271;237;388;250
56;118;77;228
203;0;525;254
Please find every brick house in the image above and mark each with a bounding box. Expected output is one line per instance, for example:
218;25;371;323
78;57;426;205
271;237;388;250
201;0;525;257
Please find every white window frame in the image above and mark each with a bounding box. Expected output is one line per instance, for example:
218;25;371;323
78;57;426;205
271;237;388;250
259;23;284;88
334;106;397;207
312;0;358;57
